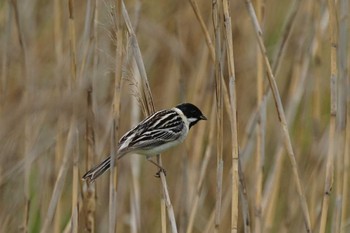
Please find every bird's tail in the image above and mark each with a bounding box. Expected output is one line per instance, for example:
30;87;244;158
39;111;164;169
82;156;111;183
83;151;128;182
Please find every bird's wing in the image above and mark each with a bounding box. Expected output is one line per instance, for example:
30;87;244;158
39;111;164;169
118;109;185;153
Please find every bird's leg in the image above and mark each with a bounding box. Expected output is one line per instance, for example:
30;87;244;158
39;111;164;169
146;157;167;177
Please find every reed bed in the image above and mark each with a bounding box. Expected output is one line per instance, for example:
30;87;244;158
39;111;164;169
0;0;349;233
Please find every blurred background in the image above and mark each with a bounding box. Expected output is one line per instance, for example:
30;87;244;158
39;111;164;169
0;0;349;232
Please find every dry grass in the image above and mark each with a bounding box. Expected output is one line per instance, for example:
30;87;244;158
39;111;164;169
0;0;349;233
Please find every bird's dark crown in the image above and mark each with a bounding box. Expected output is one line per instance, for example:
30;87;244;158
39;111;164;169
176;103;207;128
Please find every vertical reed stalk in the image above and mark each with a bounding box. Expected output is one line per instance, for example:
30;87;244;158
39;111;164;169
40;121;77;233
11;0;30;231
1;1;12;109
319;0;338;232
254;0;265;232
122;2;178;232
212;0;223;232
68;1;79;232
109;0;123;232
222;0;239;232
243;0;312;232
53;1;63;232
339;0;349;232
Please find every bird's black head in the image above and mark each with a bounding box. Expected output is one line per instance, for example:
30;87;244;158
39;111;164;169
176;103;207;128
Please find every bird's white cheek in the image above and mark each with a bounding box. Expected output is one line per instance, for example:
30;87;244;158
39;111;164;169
188;117;198;123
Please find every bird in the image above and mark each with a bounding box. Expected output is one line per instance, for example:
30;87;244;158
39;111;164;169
82;103;207;182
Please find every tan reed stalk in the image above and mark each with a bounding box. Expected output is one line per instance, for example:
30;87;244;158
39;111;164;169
254;0;265;232
187;0;215;60
129;3;142;232
53;1;63;232
11;0;30;232
243;1;312;232
187;0;233;120
0;1;12;109
339;0;349;232
122;2;178;232
222;0;239;232
108;0;123;232
40;121;77;233
263;46;308;231
240;0;301;162
212;0;224;232
319;0;338;232
130;94;141;233
67;1;79;232
186;101;215;233
341;75;350;233
80;1;97;232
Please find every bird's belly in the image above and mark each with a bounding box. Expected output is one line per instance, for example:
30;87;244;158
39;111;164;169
141;140;182;156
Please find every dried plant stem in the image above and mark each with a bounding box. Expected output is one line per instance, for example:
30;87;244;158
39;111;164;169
1;1;12;108
186;103;215;233
40;120;77;233
339;0;349;232
122;2;178;232
82;1;97;232
108;1;123;232
11;0;30;232
68;1;79;232
254;0;265;232
222;0;239;232
53;0;64;232
243;0;312;232
212;0;224;232
319;0;338;233
240;0;301;163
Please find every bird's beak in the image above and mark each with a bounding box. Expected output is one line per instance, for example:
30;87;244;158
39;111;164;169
200;115;207;120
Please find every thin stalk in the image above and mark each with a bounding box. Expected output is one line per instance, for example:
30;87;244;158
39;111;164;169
40;120;77;233
68;1;79;232
319;0;338;232
53;1;63;232
11;0;30;232
254;0;265;232
243;0;312;232
222;0;239;232
186;102;215;233
122;2;178;232
109;0;123;232
82;1;97;232
212;0;224;232
339;0;349;232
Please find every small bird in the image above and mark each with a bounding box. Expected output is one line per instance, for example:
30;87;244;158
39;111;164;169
82;103;207;182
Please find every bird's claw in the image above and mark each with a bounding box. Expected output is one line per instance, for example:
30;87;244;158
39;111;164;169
154;168;166;178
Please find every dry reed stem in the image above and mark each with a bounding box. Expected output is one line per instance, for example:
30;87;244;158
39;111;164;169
263;46;309;231
222;0;239;232
187;0;215;60
186;102;215;233
319;0;338;232
108;1;123;232
240;0;301;163
129;4;143;233
339;0;349;231
0;1;11;107
243;0;312;232
122;2;178;232
40;120;77;233
68;1;79;232
212;0;224;232
83;1;97;231
11;0;30;231
53;1;64;232
254;0;265;232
